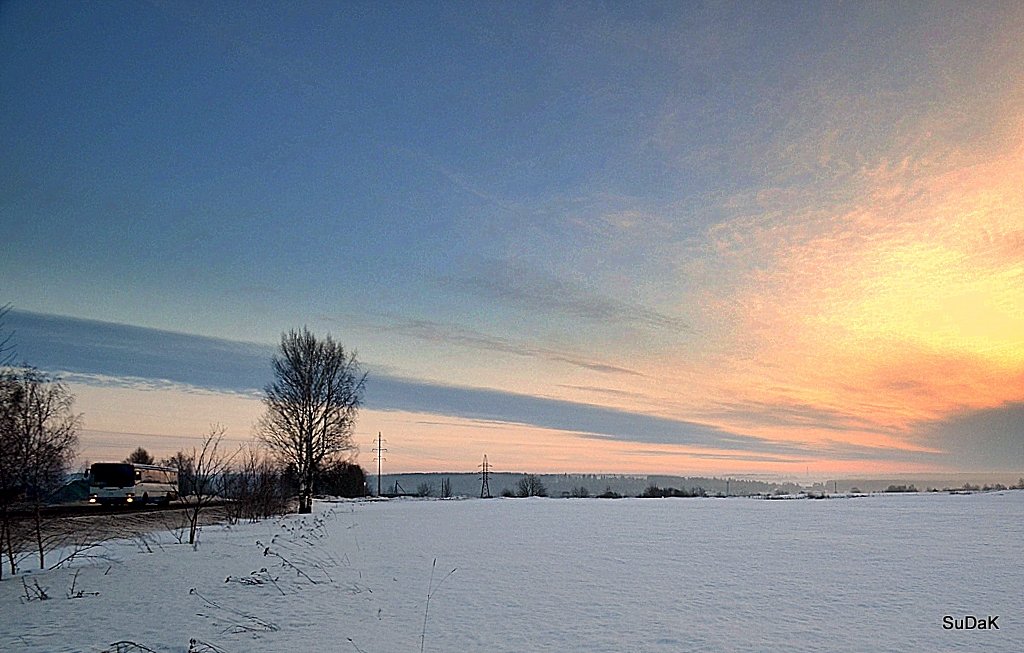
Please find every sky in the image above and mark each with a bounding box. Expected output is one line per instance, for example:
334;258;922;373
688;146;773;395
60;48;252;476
2;1;1022;478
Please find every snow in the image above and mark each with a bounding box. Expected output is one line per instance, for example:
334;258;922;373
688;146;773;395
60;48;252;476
2;492;1022;652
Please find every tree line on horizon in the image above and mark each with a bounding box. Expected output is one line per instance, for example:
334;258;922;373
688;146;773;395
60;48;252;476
381;470;808;498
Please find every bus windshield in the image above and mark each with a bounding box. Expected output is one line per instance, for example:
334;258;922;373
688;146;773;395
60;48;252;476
90;463;135;488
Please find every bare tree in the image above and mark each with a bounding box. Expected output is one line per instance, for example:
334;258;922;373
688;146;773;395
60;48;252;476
0;306;17;574
0;369;21;578
124;447;155;465
0;367;80;573
178;425;234;547
516;474;548;497
258;328;365;513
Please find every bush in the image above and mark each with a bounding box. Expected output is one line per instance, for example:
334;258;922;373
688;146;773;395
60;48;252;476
640;484;705;498
222;447;291;523
884;484;918;493
318;459;367;498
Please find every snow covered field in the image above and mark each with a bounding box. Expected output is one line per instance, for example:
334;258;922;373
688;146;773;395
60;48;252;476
2;491;1021;652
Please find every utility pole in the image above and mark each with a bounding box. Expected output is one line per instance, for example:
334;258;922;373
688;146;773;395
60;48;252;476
372;432;387;497
479;454;491;498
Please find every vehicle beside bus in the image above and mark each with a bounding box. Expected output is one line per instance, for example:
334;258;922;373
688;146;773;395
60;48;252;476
88;462;179;506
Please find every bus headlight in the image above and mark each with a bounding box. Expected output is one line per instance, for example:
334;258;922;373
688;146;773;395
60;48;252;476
126;494;134;503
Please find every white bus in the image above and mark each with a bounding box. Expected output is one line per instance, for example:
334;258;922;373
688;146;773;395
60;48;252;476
88;462;179;506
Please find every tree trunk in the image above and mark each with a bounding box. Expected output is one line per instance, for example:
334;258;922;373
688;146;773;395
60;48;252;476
188;504;199;545
4;514;16;577
0;510;6;581
34;502;44;570
301;434;314;514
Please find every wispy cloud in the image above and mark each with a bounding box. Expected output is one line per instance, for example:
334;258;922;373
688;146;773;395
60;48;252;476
440;258;690;333
368;316;643;376
57;371;261;398
696;399;900;435
557;384;656;402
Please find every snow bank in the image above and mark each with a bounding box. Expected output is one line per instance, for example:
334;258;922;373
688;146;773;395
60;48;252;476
1;492;1021;652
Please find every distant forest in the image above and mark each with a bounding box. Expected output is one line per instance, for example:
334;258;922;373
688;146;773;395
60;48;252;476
377;473;804;498
376;472;1024;498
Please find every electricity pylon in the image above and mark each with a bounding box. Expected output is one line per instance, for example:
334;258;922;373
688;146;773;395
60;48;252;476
479;454;491;498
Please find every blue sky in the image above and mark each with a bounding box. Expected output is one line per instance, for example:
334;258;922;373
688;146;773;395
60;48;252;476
2;1;1022;475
